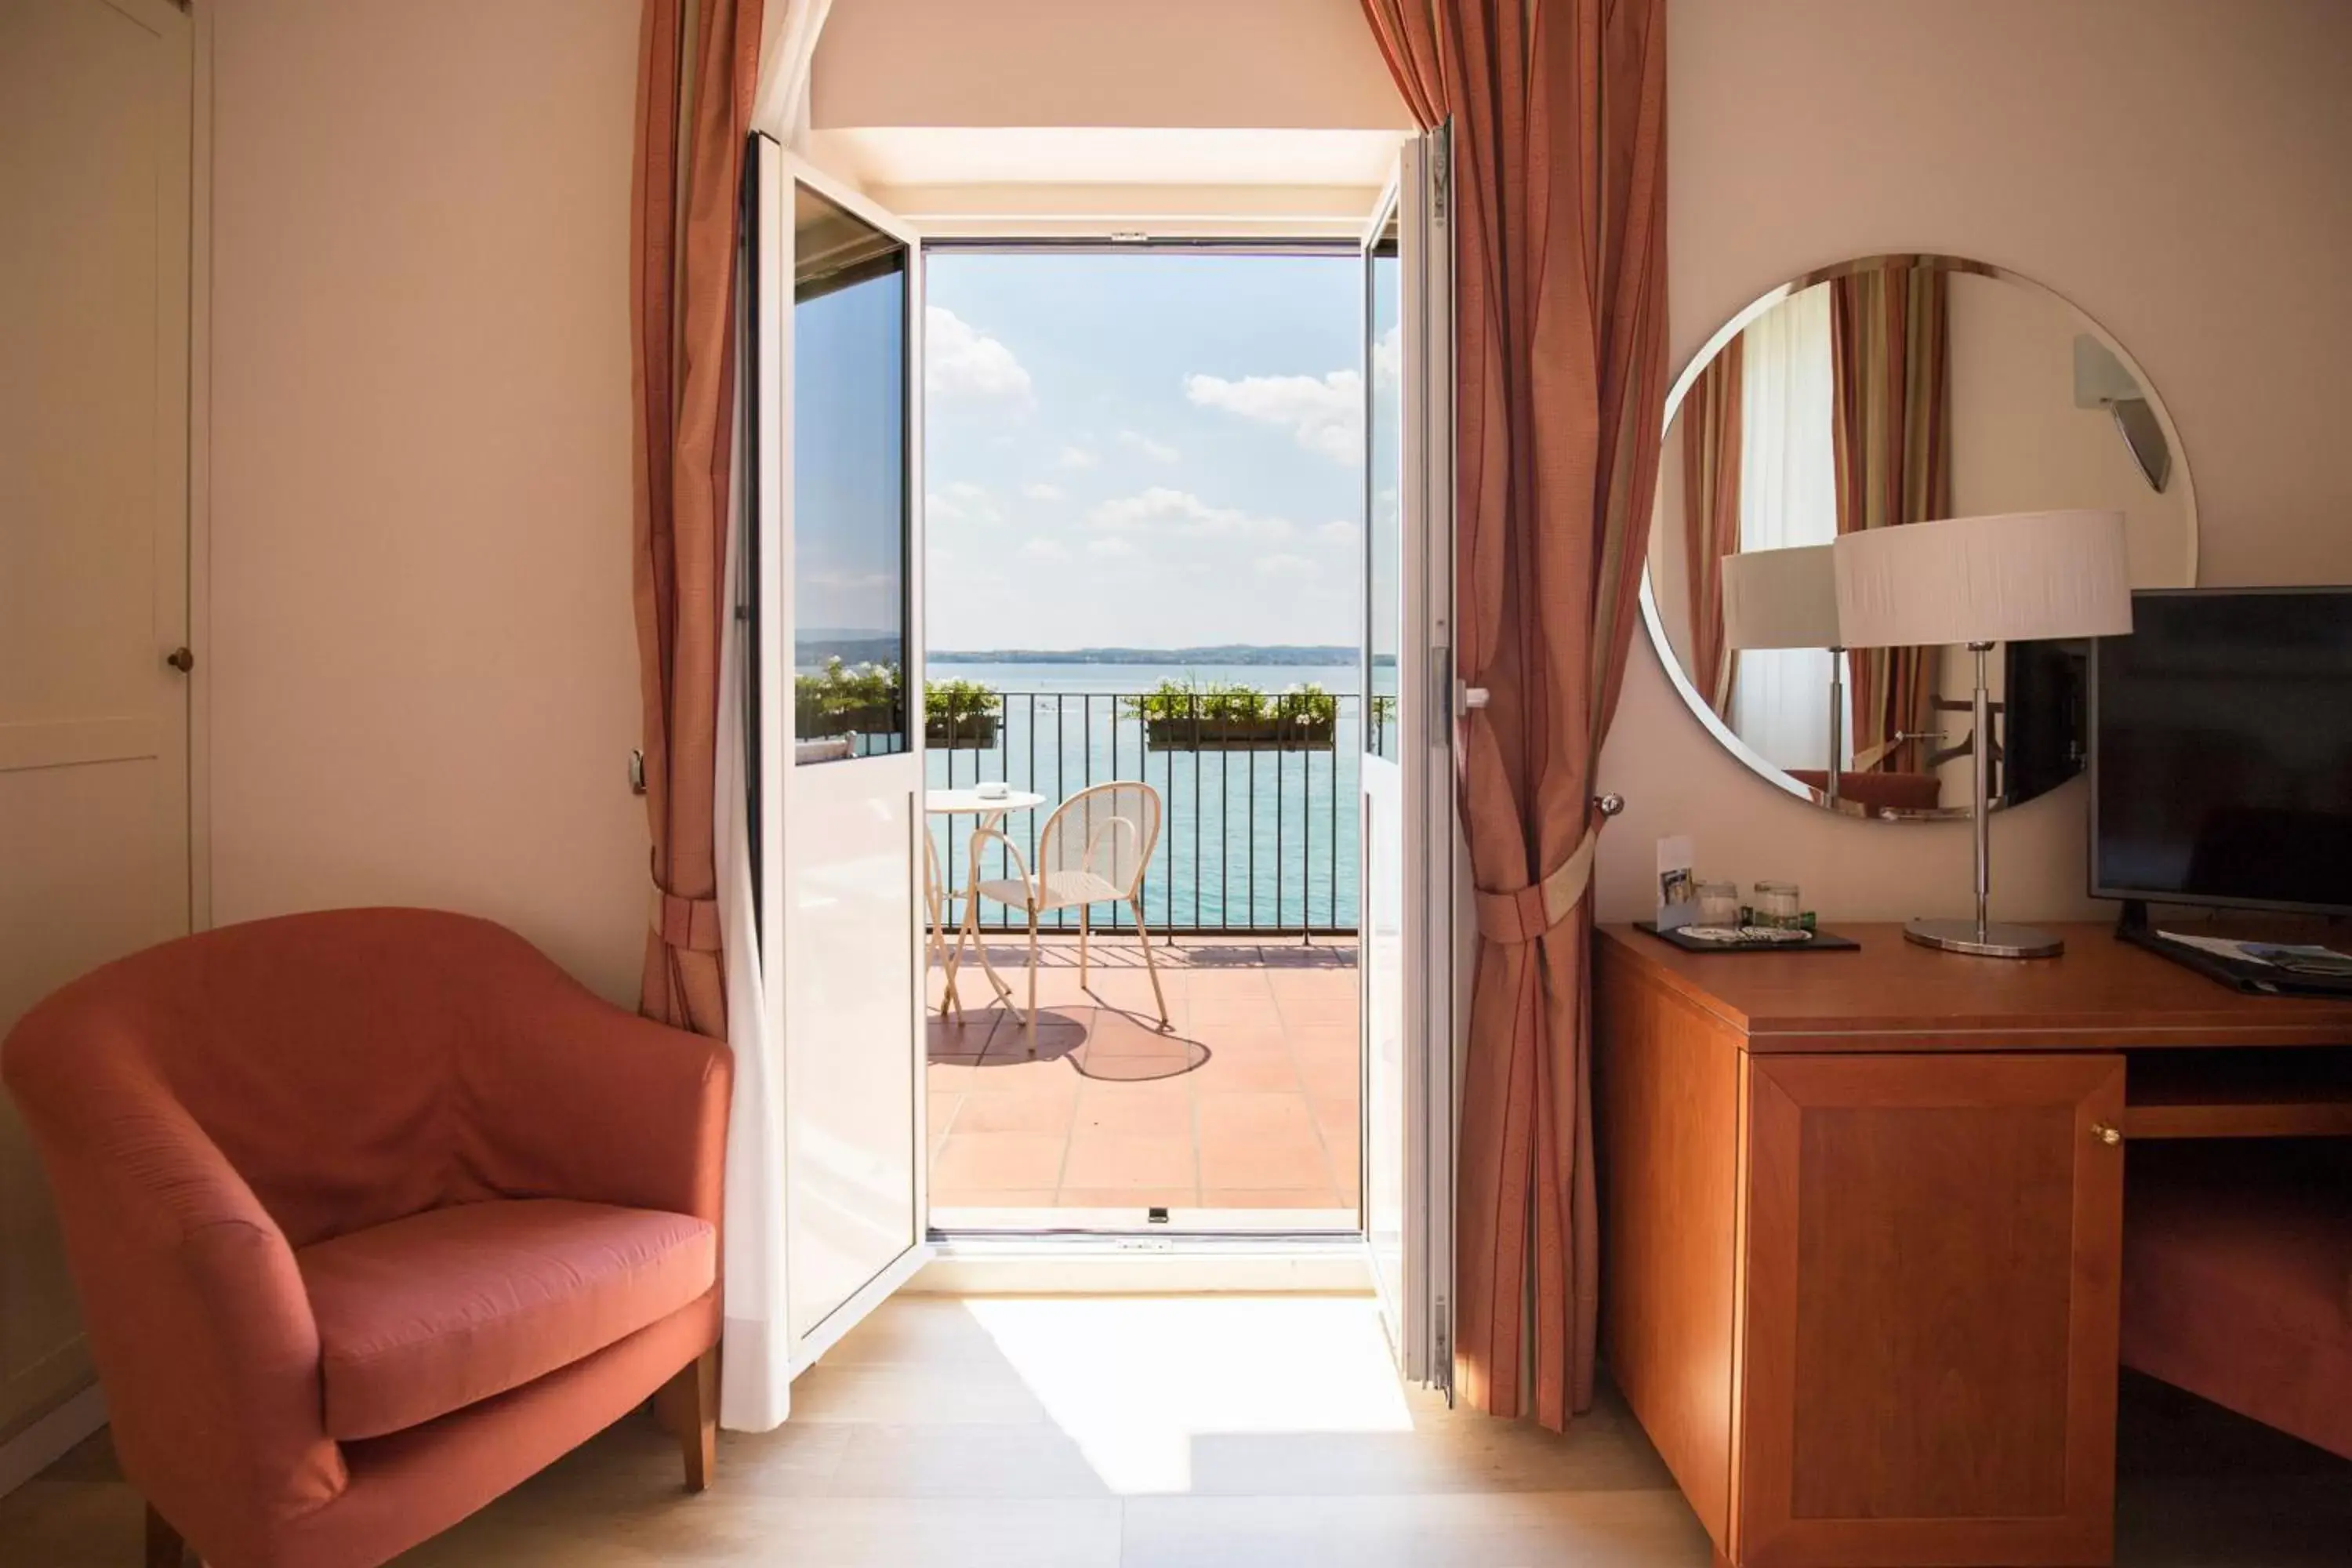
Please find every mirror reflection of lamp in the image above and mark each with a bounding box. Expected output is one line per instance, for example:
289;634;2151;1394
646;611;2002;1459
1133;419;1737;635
1719;543;1846;808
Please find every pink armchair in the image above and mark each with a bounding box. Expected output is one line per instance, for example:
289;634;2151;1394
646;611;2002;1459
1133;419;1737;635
2;909;731;1568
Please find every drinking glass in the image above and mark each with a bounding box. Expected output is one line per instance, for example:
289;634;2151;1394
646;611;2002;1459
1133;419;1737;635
1754;880;1802;930
1695;881;1741;927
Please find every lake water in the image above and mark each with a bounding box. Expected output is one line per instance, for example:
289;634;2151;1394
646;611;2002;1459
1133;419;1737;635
922;659;1383;933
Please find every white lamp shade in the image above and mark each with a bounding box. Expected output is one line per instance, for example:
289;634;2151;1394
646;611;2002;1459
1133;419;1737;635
1831;510;2134;649
1720;543;1842;650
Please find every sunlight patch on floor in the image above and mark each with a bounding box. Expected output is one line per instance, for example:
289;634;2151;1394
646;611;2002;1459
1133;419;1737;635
960;1295;1414;1495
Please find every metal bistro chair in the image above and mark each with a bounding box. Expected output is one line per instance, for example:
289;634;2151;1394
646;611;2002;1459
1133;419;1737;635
967;781;1171;1036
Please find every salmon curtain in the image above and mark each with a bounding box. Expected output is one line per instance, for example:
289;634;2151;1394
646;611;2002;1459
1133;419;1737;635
1359;0;1671;1428
1828;262;1950;773
1680;339;1744;717
633;0;766;1034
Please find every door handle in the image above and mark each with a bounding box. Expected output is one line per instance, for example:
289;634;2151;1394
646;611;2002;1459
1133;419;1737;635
1457;683;1489;712
165;646;194;673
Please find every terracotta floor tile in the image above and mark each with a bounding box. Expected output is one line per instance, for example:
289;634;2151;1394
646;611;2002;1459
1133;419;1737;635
1187;1047;1301;1093
1053;1188;1200;1210
927;1189;1058;1211
1071;1085;1195;1138
929;1132;1068;1192
1266;970;1360;997
950;1091;1079;1136
1060;1132;1197;1189
1294;1054;1365;1099
1200;1186;1348;1210
1188;994;1279;1029
1195;1091;1319;1142
1076;1011;1192;1054
926;1091;964;1138
959;1055;1082;1096
1196;1142;1334;1192
1286;1019;1362;1054
1309;1094;1360;1142
1274;988;1359;1021
923;938;1365;1212
1069;1044;1206;1085
922;1058;993;1091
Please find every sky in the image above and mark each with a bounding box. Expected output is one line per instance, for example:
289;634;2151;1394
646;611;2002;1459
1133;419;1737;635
920;251;1388;652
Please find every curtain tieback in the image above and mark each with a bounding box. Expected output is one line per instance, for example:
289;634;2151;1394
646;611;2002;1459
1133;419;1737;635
650;883;724;953
1471;793;1626;945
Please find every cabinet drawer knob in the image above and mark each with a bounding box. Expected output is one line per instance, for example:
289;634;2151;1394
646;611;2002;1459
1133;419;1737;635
2091;1121;2122;1146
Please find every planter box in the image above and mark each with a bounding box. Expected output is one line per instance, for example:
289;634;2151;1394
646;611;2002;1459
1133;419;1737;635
924;713;1000;749
1145;715;1336;751
798;704;896;740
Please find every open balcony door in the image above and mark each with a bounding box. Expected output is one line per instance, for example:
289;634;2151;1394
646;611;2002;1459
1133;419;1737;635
750;137;931;1381
1360;133;1458;1396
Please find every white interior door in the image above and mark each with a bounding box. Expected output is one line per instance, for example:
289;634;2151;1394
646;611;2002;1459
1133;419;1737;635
752;139;931;1373
1360;133;1456;1394
0;0;192;1435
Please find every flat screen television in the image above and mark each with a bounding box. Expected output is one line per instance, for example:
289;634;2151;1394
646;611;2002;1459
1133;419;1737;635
2090;587;2352;916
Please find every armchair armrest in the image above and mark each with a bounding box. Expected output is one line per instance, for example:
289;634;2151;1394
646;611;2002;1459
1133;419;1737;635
4;1026;345;1548
456;942;733;1225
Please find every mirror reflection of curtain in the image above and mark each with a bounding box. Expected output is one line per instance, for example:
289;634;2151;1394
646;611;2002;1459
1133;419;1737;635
1731;285;1840;771
1681;339;1743;715
1830;262;1951;771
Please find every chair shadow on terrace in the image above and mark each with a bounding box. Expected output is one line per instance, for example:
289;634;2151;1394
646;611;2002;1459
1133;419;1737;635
924;990;1211;1085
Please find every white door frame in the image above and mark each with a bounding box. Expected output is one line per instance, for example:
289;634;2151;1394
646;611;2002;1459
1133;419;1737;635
752;137;935;1381
1360;131;1457;1394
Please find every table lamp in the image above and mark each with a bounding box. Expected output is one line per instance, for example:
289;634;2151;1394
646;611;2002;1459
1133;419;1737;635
1832;510;2133;957
1719;543;1847;807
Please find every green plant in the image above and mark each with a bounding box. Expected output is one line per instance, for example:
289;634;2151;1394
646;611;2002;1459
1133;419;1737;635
795;657;900;731
1124;678;1338;728
924;677;1002;724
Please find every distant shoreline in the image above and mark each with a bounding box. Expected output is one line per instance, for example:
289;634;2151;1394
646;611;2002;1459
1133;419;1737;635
930;644;1359;667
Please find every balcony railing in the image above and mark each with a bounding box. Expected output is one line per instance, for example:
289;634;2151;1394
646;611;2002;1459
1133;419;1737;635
926;691;1391;936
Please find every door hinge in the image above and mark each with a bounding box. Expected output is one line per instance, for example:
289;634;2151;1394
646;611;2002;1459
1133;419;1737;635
1429;125;1450;225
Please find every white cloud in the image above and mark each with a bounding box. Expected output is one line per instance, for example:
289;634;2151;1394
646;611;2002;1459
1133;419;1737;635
1255;553;1316;577
1185;368;1362;463
1022;537;1069;560
1088;486;1291;543
1087;537;1141;561
1055;445;1098;470
1116;429;1180;463
926;307;1032;405
1022;481;1065;502
1315;518;1359;546
1373;323;1403;388
927;481;1004;526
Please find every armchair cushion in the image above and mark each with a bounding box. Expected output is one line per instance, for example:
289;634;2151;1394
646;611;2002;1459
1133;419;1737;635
299;1198;715;1441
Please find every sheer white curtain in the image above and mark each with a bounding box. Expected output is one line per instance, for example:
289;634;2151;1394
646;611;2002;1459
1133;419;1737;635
716;0;832;1436
1731;285;1846;772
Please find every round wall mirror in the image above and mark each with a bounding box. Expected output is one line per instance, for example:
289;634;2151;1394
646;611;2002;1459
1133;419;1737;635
1642;253;2197;819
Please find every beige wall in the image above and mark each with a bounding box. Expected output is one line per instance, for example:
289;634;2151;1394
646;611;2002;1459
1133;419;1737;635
1598;0;2352;924
811;0;1410;132
208;0;649;1002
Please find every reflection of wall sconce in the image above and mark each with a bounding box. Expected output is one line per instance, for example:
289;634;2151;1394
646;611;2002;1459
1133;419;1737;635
2074;336;2172;493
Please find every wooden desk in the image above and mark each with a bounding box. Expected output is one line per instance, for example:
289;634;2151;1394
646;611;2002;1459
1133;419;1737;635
1593;923;2352;1568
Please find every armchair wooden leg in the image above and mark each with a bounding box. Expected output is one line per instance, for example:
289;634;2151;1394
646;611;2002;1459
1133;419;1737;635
144;1504;189;1568
653;1346;717;1493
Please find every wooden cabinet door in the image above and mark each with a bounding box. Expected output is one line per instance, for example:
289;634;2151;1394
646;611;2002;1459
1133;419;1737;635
1737;1053;2125;1568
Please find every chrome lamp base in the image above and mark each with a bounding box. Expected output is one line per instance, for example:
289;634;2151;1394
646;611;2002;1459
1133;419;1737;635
1904;918;2065;960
